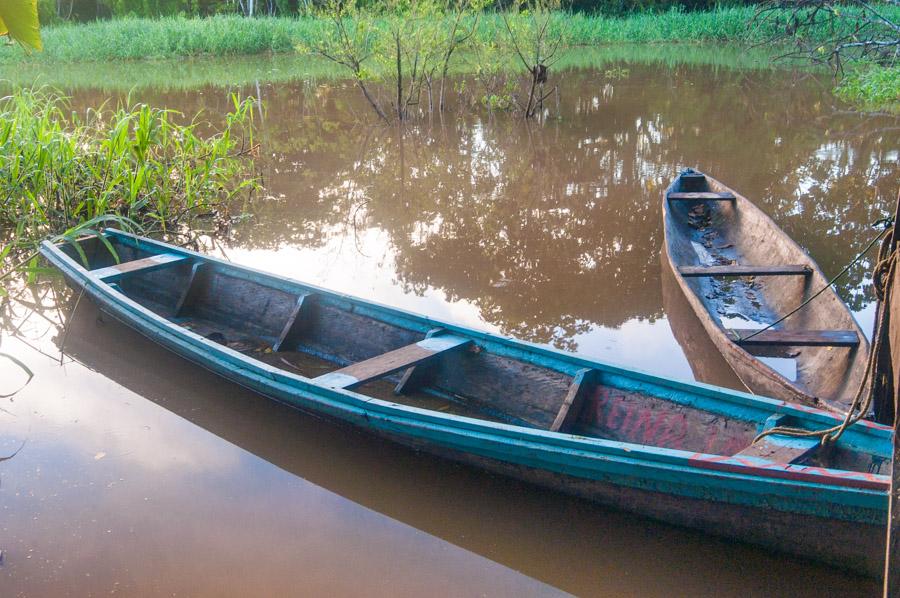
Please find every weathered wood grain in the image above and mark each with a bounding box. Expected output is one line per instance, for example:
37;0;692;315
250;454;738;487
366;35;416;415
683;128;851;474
550;369;597;433
273;293;313;352
727;329;859;347
678;265;811;277
667;192;736;201
394;328;445;395
92;253;189;282
315;335;471;389
735;435;819;464
663;169;870;413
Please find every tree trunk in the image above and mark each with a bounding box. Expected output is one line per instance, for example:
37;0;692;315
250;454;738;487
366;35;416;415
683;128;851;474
357;80;389;122
524;71;537;118
395;34;403;120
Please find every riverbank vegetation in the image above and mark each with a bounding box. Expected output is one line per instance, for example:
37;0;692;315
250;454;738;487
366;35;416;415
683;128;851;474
1;45;779;93
0;88;258;282
836;65;900;111
5;4;897;110
6;7;891;64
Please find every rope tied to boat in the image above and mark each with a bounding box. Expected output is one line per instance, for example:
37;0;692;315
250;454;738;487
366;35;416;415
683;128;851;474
738;219;893;343
753;218;897;447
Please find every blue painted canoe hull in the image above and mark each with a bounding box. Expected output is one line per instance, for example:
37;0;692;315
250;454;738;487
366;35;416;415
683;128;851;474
40;230;892;576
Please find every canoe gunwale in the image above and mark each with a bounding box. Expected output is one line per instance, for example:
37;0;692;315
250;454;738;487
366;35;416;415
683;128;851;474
39;232;891;511
662;171;870;413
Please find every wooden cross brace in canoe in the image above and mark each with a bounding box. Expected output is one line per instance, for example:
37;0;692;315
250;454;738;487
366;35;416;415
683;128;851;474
314;334;472;390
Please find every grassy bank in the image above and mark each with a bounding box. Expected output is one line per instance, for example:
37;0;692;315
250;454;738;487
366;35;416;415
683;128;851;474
0;89;258;279
4;45;780;92
0;8;840;64
0;9;895;109
836;65;900;112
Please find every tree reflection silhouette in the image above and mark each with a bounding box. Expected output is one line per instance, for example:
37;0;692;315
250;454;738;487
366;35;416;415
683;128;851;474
68;61;899;348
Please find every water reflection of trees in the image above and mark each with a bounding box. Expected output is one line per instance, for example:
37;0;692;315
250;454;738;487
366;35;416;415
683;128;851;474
71;64;899;346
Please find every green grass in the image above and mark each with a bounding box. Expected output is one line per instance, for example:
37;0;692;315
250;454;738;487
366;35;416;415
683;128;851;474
2;44;780;92
0;88;259;279
836;65;900;112
0;8;894;108
0;8;852;64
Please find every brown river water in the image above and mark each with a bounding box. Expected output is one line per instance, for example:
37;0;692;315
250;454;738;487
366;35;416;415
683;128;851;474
1;50;898;596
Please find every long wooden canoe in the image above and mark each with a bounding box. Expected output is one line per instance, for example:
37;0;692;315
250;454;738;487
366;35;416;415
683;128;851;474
663;169;870;414
41;229;891;576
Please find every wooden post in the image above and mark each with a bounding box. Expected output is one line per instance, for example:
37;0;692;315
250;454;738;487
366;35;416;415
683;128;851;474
874;193;900;424
886;264;900;596
883;190;900;597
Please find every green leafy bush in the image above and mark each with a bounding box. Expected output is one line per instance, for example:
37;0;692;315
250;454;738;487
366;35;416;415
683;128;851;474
0;88;259;276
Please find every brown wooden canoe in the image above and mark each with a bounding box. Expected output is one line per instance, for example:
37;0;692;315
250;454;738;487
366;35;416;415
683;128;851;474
662;169;869;413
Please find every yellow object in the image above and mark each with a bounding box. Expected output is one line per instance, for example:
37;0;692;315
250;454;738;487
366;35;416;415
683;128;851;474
0;0;42;51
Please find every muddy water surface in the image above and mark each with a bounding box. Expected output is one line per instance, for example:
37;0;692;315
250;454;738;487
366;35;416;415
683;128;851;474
1;51;898;596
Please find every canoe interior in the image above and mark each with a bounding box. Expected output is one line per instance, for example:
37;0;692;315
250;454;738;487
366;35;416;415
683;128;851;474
664;172;867;407
59;234;888;475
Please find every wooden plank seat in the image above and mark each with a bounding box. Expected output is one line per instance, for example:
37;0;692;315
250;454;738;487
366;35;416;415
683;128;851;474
679;172;706;183
667;192;736;201
314;334;471;390
736;434;819;464
679;265;811;277
91;253;189;282
726;329;859;347
734;414;820;464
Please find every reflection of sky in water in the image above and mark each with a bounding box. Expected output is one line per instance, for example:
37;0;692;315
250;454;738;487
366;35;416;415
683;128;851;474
0;336;562;597
221;211;881;389
224;230;700;381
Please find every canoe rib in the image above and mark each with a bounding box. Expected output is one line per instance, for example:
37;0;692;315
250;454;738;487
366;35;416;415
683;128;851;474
550;368;597;433
273;293;314;352
314;334;471;389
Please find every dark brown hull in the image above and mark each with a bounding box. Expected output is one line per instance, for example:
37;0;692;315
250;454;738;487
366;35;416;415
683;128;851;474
663;171;870;413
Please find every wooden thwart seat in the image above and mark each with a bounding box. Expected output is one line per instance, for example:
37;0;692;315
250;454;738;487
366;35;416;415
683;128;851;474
734;414;820;464
726;328;859;347
315;334;471;390
680;172;706;183
667;192;735;201
679;265;811;277
736;435;819;464
92;253;189;282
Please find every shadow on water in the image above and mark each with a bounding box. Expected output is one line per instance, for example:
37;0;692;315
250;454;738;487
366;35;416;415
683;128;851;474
53;296;878;596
